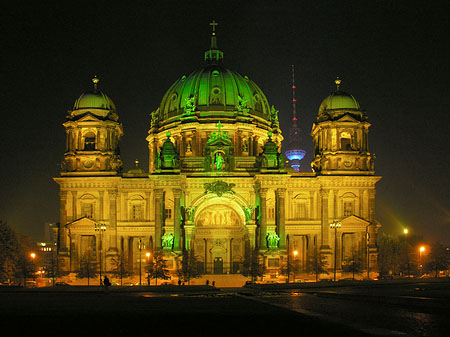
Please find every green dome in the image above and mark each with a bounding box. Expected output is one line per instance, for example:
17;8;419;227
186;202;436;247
318;90;360;115
155;64;271;125
74;90;116;111
73;76;116;112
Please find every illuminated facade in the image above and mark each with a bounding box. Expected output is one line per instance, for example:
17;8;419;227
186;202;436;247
54;25;381;280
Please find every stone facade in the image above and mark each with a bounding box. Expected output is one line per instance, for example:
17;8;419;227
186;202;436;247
54;32;381;280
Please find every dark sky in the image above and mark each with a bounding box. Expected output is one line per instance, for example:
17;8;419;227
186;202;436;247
1;1;449;243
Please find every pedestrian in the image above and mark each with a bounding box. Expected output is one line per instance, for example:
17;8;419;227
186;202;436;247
212;280;215;287
103;275;111;294
206;279;209;286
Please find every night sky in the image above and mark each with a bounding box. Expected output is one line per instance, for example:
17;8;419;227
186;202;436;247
1;1;448;243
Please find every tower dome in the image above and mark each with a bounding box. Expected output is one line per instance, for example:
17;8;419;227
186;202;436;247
73;76;116;111
317;78;366;122
69;76;118;122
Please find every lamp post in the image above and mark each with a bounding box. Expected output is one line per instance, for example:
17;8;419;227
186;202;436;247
330;221;341;282
145;252;151;285
403;228;410;277
30;252;36;283
365;224;370;280
419;246;425;276
293;250;298;282
138;238;146;286
94;223;106;286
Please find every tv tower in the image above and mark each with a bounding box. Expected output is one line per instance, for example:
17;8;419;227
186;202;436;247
284;65;306;172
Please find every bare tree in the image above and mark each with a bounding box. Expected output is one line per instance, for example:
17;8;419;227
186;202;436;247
77;250;97;285
110;252;131;286
146;250;170;285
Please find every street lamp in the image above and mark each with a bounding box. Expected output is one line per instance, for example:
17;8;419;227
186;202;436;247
330;221;341;282
403;228;410;277
94;223;107;286
138;238;146;286
30;252;36;282
145;252;151;285
419;246;425;275
365;224;370;280
293;250;299;282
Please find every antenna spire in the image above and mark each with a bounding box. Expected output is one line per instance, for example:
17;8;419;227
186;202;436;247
292;65;297;125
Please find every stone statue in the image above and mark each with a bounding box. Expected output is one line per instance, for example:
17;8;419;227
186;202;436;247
242;205;254;223
267;232;280;249
215;152;224;171
161;233;174;250
184;206;196;222
184;95;196;114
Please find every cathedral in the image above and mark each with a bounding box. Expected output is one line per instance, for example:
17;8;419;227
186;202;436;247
54;24;381;281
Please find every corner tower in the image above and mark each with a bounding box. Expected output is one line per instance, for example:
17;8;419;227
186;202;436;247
60;76;123;176
311;78;374;175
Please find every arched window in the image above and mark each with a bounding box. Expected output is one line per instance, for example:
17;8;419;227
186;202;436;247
84;132;96;151
340;131;352;151
80;193;96;219
293;194;309;220
341;192;357;217
129;195;145;221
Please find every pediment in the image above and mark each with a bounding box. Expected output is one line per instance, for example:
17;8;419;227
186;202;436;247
65;217;98;230
77;113;102;122
340;215;370;228
335;114;359;123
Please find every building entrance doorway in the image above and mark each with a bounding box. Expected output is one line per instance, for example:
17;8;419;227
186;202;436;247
214;257;223;274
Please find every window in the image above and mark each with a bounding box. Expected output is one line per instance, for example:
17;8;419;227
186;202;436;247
298;202;307;219
267;207;275;220
81;203;94;218
165;208;172;220
344;201;354;216
84;132;96;151
131;204;143;220
293;199;308;219
340;132;352;151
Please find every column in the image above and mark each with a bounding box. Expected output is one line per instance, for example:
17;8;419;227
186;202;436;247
108;189;118;251
154;189;164;250
145;192;151;221
320;189;330;248
259;188;268;249
276;188;287;249
173;188;182;251
368;189;376;223
99;190;104;220
309;190;315;220
59;190;69;253
71;190;77;221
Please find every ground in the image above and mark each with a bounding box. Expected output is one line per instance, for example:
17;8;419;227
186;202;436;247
2;277;450;337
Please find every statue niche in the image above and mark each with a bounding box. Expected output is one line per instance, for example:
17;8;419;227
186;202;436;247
155;132;180;171
204;122;233;172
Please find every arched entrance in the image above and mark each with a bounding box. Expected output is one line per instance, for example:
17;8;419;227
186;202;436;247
191;203;248;275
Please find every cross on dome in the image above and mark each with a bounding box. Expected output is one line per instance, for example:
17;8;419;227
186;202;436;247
210;20;218;34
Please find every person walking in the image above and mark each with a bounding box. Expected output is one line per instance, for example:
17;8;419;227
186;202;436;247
103;275;111;294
